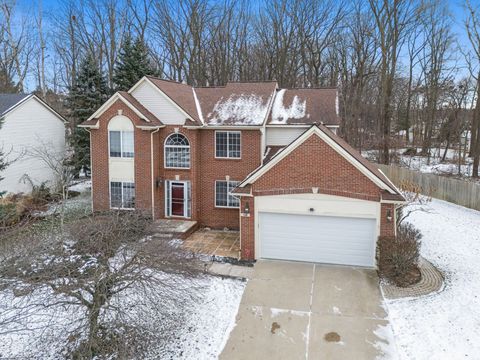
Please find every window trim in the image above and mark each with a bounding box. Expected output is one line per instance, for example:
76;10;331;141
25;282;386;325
214;180;240;208
109;181;135;210
108;130;134;158
214;131;241;159
164;133;191;169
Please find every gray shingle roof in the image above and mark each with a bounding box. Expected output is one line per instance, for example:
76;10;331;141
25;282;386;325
0;93;30;116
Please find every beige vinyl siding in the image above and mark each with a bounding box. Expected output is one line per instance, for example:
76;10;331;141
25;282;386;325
265;127;308;146
130;80;186;125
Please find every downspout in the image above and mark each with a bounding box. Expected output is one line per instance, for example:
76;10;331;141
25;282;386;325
150;127;160;219
85;128;93;212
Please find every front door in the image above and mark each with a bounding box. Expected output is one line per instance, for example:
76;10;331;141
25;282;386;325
171;182;185;216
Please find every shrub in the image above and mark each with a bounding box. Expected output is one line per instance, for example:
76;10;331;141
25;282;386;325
377;223;422;287
0;202;21;228
403;147;417;156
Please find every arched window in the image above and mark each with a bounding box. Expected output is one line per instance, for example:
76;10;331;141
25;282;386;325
165;133;190;168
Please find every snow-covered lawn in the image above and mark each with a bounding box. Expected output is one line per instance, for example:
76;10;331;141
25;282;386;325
386;199;480;359
0;275;245;359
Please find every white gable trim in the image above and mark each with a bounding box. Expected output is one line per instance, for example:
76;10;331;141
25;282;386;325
0;94;32;118
1;95;67;125
239;126;398;194
128;76;195;121
86;92;150;122
192;87;204;125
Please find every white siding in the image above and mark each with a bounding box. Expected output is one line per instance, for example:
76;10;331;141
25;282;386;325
0;98;65;194
265;127;307;146
130;81;187;125
265;126;338;146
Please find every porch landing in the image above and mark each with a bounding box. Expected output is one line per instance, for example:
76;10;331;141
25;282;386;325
152;219;198;239
183;229;241;259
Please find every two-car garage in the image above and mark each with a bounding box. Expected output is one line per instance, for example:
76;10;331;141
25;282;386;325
255;193;380;267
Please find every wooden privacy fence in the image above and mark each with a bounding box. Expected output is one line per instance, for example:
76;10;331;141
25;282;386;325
377;164;480;211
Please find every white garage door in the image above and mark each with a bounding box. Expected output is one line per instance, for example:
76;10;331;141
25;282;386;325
259;212;376;267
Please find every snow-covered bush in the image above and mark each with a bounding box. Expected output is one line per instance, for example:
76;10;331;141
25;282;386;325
378;223;422;287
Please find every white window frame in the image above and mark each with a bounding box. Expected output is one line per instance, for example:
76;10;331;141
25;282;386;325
109;181;135;210
215;131;241;159
108;130;134;158
214;180;240;208
164;133;191;169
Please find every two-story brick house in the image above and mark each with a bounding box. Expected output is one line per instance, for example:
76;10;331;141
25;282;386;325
80;76;404;267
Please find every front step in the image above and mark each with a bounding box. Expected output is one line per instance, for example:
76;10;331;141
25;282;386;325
153;219;198;239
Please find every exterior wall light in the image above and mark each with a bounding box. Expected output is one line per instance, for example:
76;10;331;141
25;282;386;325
155;177;163;188
244;201;250;215
386;209;393;222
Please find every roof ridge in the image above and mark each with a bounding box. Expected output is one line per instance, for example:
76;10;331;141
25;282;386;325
278;87;338;90
146;76;192;87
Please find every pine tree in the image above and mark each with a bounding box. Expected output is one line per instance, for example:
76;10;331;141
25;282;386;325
113;35;156;91
67;54;110;176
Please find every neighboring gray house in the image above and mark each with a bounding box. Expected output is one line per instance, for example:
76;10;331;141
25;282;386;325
0;94;66;194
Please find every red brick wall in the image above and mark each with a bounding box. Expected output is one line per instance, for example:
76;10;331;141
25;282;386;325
253;135;380;201
91;101;263;226
240;197;255;259
197;129;262;229
239;133;399;261
380;203;396;237
90;100;154;213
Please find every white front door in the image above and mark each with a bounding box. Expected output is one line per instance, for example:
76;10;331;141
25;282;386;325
259;212;376;267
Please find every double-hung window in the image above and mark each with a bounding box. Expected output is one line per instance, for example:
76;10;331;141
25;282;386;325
109;131;134;158
215;180;240;208
215;131;241;158
110;181;135;209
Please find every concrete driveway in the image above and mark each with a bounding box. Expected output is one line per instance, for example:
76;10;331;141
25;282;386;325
220;260;396;360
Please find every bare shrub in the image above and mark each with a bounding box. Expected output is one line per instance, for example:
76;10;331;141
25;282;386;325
378;223;422;287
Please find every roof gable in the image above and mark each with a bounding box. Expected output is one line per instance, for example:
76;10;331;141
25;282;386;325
238;125;401;196
1;94;66;124
81;92;163;128
135;77;201;124
0;93;30;116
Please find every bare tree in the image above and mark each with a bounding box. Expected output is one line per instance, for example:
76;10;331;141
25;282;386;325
368;0;419;164
464;0;480;177
0;211;202;358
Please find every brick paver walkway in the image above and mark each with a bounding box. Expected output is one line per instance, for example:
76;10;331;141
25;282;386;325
183;229;240;259
382;257;444;299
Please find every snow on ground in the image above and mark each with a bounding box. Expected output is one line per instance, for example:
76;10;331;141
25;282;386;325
363;148;474;178
385;199;480;359
69;179;91;193
0;275;245;359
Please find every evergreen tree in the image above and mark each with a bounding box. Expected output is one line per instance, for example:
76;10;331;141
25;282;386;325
113;35;156;91
67;54;109;176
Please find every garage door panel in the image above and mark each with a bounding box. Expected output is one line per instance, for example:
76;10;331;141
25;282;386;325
259;212;376;267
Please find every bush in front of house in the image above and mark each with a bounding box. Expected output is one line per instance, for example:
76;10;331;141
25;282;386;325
378;223;422;287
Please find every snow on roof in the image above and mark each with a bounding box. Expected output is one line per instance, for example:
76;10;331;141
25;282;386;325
270;89;307;124
208;93;271;126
